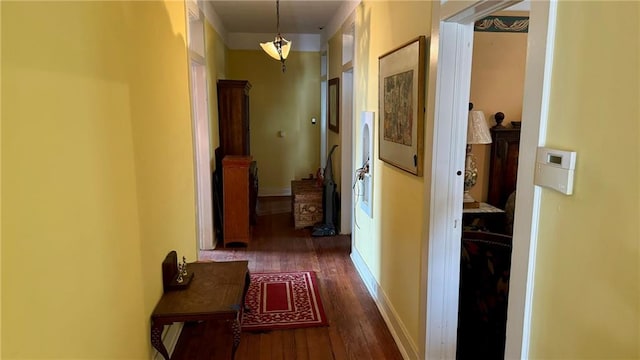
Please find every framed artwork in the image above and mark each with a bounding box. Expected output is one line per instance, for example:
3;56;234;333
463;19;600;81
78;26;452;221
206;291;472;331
378;36;427;176
328;77;340;133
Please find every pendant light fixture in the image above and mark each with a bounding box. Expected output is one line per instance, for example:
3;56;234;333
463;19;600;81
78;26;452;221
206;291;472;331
260;0;291;72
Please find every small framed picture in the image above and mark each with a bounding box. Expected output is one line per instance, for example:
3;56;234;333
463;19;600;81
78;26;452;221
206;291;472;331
328;77;340;133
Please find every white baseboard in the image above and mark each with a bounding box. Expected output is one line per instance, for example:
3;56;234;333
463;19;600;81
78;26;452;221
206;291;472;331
350;249;419;360
258;187;291;197
152;322;184;360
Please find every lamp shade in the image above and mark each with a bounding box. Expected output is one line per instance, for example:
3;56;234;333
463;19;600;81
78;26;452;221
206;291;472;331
467;110;492;144
280;39;291;59
260;36;291;60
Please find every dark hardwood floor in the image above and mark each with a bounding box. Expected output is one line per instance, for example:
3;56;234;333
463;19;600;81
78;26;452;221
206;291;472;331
171;198;403;360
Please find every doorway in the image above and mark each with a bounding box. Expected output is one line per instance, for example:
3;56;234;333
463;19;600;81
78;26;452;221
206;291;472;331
422;1;557;359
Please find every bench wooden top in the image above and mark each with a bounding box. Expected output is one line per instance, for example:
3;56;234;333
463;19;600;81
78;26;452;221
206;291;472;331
151;261;249;323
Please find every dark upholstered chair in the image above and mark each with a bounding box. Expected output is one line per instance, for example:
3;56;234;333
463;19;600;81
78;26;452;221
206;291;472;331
504;191;516;235
457;231;513;360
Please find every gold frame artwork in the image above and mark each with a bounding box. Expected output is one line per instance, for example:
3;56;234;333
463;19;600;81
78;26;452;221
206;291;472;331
328;77;340;133
378;36;427;176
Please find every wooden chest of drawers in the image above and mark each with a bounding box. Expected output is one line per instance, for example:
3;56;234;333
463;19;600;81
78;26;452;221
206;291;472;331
291;180;323;229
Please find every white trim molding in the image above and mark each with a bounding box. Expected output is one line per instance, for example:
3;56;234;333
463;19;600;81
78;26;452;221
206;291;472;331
505;1;557;358
424;19;473;360
321;0;359;43
351;248;419;360
199;0;228;45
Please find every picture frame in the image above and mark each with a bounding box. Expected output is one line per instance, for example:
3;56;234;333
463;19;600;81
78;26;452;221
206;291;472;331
328;77;340;133
378;36;427;176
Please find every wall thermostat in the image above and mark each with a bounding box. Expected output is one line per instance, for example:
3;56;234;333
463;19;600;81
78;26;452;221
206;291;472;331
534;147;577;195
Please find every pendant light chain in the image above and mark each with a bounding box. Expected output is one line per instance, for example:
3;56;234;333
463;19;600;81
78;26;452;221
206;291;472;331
276;0;280;34
276;0;286;72
259;0;289;72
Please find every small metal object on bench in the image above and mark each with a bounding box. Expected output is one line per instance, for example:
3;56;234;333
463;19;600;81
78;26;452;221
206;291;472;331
161;251;194;292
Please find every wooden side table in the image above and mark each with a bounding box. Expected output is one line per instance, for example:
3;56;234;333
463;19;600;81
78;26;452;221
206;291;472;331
151;261;250;359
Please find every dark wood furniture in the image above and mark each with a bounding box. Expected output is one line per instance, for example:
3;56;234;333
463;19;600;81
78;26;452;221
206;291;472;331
214;80;258;245
151;260;250;360
291;179;323;229
457;230;512;359
487;112;521;209
222;156;253;246
462;202;506;233
217;80;251;156
249;162;258;225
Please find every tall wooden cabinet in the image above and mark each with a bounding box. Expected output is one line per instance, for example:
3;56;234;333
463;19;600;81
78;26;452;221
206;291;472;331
487;124;521;208
217;80;251;156
214;80;257;247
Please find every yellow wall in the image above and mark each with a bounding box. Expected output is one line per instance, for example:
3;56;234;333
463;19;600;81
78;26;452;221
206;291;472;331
469;20;527;203
204;20;227;165
227;50;321;194
1;1;196;357
0;2;3;353
327;33;343;189
351;0;431;352
128;0;197;324
529;2;639;358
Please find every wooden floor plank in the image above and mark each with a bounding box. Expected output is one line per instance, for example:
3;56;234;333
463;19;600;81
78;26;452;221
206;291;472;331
171;199;403;360
305;327;334;360
293;329;311;360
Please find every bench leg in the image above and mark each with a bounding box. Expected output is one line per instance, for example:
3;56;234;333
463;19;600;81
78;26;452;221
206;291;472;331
151;322;170;360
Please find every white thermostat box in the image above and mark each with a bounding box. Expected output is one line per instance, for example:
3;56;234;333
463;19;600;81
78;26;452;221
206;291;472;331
534;147;577;195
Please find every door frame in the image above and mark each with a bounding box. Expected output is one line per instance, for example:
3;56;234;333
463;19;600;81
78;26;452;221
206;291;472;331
422;1;557;358
189;59;214;250
185;3;215;251
340;68;354;234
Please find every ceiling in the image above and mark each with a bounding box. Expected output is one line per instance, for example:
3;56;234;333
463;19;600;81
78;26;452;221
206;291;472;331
207;1;345;35
204;0;530;51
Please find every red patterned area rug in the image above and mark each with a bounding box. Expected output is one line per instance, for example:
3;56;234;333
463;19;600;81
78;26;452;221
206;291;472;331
242;271;328;331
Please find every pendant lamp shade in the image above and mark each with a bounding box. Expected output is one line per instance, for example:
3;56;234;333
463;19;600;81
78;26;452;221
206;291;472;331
260;35;291;61
261;0;291;72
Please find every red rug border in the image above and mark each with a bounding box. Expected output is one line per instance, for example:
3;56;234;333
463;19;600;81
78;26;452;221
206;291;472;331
242;270;329;332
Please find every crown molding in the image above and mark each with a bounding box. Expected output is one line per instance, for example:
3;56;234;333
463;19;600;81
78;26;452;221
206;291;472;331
199;0;228;46
321;0;359;44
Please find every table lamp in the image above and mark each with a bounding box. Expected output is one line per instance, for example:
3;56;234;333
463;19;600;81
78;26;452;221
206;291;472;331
464;105;492;208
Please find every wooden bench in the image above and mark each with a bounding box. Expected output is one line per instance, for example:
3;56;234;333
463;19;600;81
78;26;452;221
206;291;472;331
151;259;250;359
